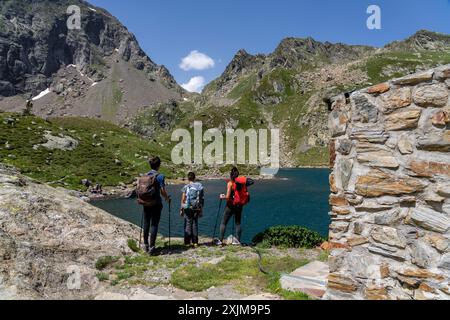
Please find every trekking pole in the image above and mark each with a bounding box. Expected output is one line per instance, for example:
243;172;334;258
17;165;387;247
212;199;223;244
168;198;172;248
233;217;236;243
139;209;144;249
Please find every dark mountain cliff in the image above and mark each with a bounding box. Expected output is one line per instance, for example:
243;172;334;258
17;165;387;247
0;0;184;123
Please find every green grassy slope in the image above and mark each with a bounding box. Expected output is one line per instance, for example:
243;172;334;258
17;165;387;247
0;113;180;190
359;50;450;85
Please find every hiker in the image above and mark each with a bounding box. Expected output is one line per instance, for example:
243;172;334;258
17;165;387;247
136;157;171;255
23;99;33;116
218;167;254;245
180;172;204;247
90;183;102;194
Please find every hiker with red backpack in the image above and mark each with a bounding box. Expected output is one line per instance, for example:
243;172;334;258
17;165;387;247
136;157;171;255
218;167;254;245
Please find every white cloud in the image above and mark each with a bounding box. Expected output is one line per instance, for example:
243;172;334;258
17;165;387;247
181;76;206;93
179;50;215;71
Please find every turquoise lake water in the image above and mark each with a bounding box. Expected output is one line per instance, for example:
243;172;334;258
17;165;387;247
92;169;331;244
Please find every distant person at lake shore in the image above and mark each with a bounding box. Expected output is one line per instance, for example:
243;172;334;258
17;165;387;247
219;167;253;245
180;172;204;247
136;156;171;255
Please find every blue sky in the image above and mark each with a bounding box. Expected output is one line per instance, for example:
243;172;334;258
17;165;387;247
87;0;450;91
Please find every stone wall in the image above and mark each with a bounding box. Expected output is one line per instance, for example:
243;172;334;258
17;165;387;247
325;65;450;300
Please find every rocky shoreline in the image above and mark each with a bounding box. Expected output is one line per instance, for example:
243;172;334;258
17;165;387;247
84;167;328;201
83;173;278;201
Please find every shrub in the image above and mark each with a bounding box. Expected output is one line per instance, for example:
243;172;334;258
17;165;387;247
96;272;109;282
127;239;140;253
116;270;134;281
95;256;119;270
252;226;325;249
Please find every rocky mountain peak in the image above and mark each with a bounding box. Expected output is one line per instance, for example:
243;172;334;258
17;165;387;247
226;49;262;72
211;48;265;91
0;0;183;123
270;36;373;68
386;30;450;51
0;0;181;97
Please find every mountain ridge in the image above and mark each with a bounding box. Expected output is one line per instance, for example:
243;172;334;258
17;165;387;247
0;0;185;124
1;1;450;169
169;29;450;167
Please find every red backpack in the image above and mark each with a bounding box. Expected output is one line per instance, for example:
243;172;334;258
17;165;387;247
232;176;250;206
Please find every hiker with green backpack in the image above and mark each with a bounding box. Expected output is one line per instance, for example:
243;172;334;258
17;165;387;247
218;167;254;245
180;172;204;247
136;157;171;255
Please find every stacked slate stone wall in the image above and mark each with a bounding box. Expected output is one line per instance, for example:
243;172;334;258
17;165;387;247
326;65;450;300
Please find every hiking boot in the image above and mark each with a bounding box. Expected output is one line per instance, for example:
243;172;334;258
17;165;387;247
148;246;157;256
144;245;150;253
193;243;199;248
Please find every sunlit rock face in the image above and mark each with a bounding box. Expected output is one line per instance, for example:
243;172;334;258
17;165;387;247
0;165;139;299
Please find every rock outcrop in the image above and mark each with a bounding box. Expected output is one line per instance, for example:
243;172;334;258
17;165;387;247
0;165;139;299
386;30;450;52
326;65;450;300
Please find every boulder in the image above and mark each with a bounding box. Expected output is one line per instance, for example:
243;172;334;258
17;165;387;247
39;133;79;151
0;166;139;299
